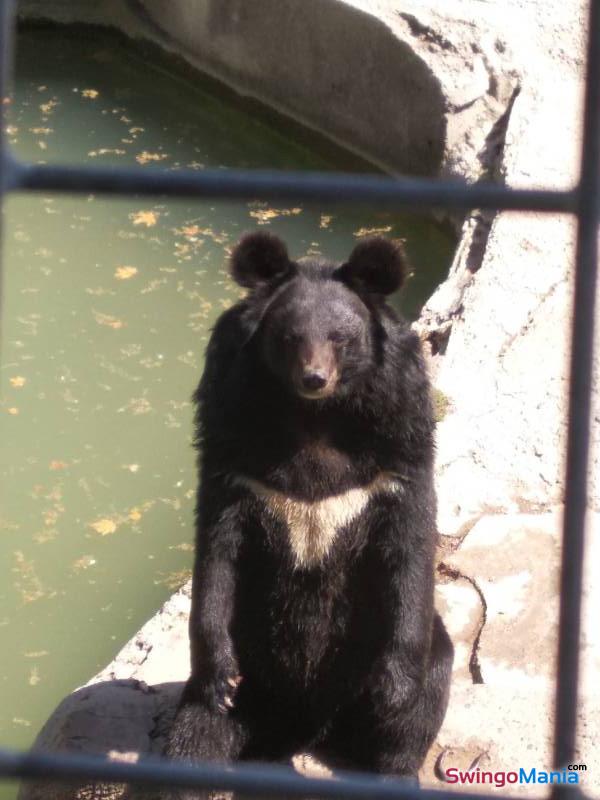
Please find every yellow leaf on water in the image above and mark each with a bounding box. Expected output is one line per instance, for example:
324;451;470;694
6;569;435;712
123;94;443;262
39;99;58;115
28;667;40;686
12;551;44;604
114;265;138;280
7;407;19;415
154;568;192;590
90;518;118;536
249;207;302;225
119;397;152;415
136;151;168;165
130;210;159;227
81;89;99;99
353;225;393;238
72;555;96;571
9;376;26;387
170;542;194;552
92;310;124;329
181;225;201;238
49;460;68;471
128;508;142;522
88;148;126;158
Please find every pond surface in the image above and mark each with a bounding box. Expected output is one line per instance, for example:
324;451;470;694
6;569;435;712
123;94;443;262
0;23;455;785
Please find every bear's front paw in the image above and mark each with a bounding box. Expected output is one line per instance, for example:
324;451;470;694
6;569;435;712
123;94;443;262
207;669;243;714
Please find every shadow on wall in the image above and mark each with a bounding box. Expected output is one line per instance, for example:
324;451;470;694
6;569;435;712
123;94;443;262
135;0;448;176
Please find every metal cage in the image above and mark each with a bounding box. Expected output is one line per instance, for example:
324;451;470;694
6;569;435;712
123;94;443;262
0;0;597;797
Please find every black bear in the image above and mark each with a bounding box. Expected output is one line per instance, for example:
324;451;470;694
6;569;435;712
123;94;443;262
165;232;453;794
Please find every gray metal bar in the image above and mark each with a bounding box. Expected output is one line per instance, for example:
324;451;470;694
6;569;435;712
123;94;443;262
4;154;577;214
552;0;600;784
0;747;537;800
0;0;13;331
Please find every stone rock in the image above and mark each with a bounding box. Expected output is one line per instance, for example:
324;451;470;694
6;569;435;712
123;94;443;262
19;0;520;189
19;586;192;800
414;0;599;536
433;509;600;796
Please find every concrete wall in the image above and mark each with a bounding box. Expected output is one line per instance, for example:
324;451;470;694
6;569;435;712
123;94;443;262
18;0;519;183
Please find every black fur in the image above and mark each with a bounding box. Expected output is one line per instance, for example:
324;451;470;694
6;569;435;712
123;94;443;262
165;235;453;796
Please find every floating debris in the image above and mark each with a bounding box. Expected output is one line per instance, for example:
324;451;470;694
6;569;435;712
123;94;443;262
118;396;152;415
28;667;41;686
88;148;126;158
154;568;192;590
92;310;125;330
130;209;159;227
12;551;45;604
72;555;97;572
248;206;302;224
89;518;118;536
136;151;168;165
39;98;58;115
353;225;393;237
114;265;138;280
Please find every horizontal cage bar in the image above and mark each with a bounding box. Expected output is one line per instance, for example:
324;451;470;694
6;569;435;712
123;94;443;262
1;153;578;214
0;748;548;800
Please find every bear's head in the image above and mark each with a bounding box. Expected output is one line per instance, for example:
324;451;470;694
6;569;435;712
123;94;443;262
230;232;407;401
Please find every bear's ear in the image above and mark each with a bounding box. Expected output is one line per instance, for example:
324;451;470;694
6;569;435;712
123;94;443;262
230;232;292;289
335;237;408;296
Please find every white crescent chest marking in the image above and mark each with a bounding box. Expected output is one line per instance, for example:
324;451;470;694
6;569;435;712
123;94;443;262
234;473;404;568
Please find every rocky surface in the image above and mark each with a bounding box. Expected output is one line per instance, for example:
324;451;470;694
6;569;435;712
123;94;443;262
19;0;520;190
21;510;600;799
16;0;600;798
415;0;598;535
434;510;600;794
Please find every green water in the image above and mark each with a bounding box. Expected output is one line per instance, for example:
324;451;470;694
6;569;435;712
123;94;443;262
0;23;455;780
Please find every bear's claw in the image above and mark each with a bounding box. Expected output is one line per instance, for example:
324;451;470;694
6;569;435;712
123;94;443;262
214;673;243;714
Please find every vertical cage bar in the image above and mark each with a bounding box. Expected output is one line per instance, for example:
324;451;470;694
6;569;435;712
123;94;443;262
0;0;13;341
552;0;600;780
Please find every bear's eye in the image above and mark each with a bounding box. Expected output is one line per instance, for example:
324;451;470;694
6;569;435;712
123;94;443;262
328;331;349;344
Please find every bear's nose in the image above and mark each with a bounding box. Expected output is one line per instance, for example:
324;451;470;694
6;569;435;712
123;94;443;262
302;371;328;391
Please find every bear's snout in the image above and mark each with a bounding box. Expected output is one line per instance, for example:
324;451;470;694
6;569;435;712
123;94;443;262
302;370;328;392
295;341;338;399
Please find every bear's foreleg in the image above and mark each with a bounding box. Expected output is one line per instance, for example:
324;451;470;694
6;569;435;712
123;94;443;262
366;481;453;778
163;482;248;797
